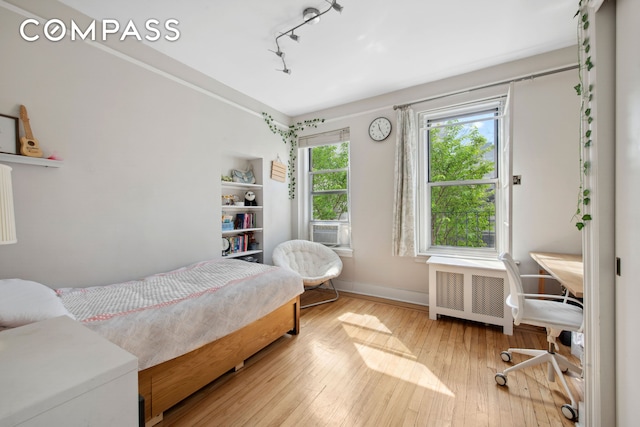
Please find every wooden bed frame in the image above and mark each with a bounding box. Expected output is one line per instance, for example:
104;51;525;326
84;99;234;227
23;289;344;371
138;295;301;426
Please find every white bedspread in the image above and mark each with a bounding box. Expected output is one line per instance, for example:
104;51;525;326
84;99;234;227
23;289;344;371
57;259;303;370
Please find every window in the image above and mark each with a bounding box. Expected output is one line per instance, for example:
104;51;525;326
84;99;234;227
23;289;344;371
418;95;511;257
299;129;351;248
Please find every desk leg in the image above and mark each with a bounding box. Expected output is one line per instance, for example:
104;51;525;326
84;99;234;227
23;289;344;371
538;268;546;294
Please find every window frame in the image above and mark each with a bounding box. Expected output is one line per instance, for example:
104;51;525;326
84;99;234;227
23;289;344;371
417;97;510;258
298;129;352;249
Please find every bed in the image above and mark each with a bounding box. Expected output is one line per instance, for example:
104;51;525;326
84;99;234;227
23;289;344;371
0;258;304;426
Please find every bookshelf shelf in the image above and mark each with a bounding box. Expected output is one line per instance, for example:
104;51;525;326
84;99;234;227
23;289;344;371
221;155;264;263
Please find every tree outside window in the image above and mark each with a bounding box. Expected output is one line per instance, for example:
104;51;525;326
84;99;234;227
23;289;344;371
309;142;349;221
427;110;498;249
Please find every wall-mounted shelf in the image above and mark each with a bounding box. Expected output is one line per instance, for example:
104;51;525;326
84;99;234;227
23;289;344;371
222;227;263;235
221;182;262;190
0;153;63;168
221;205;263;211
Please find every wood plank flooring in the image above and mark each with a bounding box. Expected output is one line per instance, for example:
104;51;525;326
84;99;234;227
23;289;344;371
157;291;584;426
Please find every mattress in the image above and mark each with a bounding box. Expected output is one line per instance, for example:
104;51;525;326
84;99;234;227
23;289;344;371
57;258;304;370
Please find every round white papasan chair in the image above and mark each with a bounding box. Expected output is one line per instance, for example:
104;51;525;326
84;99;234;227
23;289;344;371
272;239;342;308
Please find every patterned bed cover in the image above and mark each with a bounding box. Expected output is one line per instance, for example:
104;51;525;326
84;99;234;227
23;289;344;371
57;258;304;370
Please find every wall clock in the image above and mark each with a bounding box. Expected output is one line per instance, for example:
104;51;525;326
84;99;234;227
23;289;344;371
368;117;392;141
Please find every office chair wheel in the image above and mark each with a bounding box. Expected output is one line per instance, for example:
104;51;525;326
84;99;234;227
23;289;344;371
495;373;507;386
500;351;512;362
561;404;578;421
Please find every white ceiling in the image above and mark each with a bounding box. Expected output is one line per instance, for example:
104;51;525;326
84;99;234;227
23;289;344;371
58;0;578;117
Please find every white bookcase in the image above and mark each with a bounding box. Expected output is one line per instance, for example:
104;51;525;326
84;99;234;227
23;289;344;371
427;256;512;335
221;155;264;263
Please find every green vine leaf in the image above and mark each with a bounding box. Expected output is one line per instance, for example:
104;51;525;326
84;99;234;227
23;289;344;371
574;1;594;231
262;112;325;199
574;84;582;95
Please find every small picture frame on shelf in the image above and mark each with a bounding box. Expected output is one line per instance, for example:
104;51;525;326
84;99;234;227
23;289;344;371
0;114;19;155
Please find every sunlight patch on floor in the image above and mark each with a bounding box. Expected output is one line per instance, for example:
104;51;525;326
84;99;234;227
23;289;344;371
338;312;455;397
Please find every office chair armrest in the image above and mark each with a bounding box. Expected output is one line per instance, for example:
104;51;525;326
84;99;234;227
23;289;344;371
522;293;584;308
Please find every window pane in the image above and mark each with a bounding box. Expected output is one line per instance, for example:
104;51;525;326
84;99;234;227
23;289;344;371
312;193;348;221
312;171;347;192
310;143;349;171
428;111;497;182
430;184;496;248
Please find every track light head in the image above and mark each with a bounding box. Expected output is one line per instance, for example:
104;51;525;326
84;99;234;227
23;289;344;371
303;7;320;24
288;32;299;42
325;0;343;13
280;68;291;75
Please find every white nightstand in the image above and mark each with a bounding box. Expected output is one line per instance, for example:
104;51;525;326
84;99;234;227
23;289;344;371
0;316;138;426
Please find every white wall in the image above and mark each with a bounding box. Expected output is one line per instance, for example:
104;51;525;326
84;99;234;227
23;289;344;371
294;47;581;303
0;6;291;287
0;3;582;304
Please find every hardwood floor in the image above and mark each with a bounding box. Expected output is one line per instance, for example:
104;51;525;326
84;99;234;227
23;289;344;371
158;291;584;426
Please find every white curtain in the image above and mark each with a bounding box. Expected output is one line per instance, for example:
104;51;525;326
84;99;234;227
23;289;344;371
392;106;417;256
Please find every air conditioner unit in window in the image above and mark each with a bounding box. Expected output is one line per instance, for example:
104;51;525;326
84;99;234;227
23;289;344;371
311;224;340;245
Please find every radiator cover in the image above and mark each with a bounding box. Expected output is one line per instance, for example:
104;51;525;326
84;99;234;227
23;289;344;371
428;256;512;335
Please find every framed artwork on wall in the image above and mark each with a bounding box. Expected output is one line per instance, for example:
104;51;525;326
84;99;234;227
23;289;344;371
0;114;19;155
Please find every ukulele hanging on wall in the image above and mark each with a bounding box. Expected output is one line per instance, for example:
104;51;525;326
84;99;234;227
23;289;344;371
19;105;43;158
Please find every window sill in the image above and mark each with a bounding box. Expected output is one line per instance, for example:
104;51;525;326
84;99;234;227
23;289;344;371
415;250;498;263
332;247;353;258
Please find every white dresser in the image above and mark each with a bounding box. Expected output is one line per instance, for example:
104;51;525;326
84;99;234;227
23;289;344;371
0;316;138;426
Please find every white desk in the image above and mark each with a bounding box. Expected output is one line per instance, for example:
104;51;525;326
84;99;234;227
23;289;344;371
0;316;138;427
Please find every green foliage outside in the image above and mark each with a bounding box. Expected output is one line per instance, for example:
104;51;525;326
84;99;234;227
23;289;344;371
310;143;349;221
429;120;496;247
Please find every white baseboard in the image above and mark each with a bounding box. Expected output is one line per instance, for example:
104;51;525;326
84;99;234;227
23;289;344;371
333;279;428;307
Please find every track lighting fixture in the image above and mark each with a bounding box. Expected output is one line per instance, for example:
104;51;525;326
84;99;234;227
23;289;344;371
271;0;343;75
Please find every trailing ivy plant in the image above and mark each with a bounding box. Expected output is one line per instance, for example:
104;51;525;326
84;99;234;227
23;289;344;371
573;0;593;230
262;112;325;199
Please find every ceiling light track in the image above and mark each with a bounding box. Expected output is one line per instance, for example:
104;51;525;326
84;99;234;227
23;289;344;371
272;0;343;75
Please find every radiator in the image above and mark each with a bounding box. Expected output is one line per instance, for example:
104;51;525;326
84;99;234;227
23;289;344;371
427;256;512;335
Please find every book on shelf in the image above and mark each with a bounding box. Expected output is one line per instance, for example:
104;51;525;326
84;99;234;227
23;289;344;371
233;213;255;230
227;233;255;254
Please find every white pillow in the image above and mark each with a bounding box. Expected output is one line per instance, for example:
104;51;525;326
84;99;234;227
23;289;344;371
0;279;76;328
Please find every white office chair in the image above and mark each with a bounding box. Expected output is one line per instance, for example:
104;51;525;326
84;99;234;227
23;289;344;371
495;252;583;421
272;239;342;309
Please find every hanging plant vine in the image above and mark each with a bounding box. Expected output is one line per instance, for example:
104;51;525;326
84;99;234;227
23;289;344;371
573;0;593;230
262;112;325;199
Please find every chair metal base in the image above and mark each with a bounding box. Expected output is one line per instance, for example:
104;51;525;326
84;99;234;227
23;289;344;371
301;279;339;309
496;346;582;420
